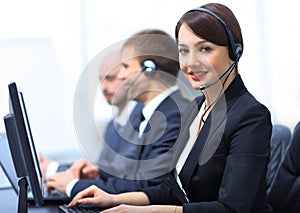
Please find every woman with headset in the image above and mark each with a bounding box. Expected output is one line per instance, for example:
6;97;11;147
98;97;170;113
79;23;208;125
68;3;272;212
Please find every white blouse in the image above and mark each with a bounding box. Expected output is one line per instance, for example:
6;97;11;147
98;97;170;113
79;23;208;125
175;101;207;202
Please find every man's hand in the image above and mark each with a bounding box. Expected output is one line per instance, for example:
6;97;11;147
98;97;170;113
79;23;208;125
38;153;51;179
69;159;100;179
46;170;76;195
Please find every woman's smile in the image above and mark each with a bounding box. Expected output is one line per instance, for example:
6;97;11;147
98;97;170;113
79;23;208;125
188;70;208;81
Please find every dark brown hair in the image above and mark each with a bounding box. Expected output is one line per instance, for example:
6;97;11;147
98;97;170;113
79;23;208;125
175;3;243;61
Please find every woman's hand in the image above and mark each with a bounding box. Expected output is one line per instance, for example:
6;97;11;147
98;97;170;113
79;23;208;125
102;204;151;213
102;204;182;213
69;186;182;213
68;185;114;208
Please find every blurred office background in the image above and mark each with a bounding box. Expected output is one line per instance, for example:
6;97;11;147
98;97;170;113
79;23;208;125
0;0;299;165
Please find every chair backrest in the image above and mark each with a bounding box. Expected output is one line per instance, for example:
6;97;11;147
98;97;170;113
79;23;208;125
266;124;292;194
268;122;300;213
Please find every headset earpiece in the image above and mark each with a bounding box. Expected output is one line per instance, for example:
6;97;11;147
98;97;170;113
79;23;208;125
141;59;157;75
233;43;243;60
229;42;243;61
187;7;243;62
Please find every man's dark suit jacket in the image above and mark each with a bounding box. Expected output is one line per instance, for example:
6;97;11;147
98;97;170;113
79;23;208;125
268;122;300;213
57;103;144;173
143;75;273;212
70;89;190;197
97;101;144;168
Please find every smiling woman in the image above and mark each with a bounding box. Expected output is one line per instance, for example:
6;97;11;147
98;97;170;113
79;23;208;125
0;0;299;192
66;3;273;213
177;24;236;90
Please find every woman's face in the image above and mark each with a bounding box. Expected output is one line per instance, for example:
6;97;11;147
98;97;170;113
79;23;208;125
178;23;232;90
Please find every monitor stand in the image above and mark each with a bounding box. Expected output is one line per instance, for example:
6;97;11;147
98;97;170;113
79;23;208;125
18;176;28;213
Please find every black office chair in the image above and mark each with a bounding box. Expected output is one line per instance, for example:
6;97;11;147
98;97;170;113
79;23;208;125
268;122;300;213
266;124;292;194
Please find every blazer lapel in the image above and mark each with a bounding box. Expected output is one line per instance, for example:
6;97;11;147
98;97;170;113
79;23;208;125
178;74;248;192
169;96;203;171
129;102;144;132
179;114;212;189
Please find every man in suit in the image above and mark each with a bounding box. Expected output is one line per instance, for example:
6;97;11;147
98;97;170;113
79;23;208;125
39;50;143;183
46;29;191;197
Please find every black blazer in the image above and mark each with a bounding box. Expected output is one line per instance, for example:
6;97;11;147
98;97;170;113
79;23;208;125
70;89;191;196
143;75;273;213
268;122;300;213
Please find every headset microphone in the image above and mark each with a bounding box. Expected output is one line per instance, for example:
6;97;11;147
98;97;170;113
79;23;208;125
199;60;237;90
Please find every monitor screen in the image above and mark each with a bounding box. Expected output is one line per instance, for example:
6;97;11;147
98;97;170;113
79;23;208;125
0;124;21;193
8;82;44;206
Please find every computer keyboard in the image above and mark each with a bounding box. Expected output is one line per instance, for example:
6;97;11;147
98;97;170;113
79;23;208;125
58;204;104;213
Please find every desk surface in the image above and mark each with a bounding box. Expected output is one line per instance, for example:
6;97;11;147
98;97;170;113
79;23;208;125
0;187;60;212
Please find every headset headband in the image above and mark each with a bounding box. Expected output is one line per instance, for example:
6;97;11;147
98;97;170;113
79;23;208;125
187;7;243;61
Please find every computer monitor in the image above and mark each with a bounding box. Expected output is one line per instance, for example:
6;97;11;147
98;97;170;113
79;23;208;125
8;82;44;206
0;114;27;193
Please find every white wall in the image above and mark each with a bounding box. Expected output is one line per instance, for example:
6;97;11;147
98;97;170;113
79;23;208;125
0;0;299;162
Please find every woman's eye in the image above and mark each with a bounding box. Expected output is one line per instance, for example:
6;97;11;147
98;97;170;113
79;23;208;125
200;46;212;53
178;48;189;54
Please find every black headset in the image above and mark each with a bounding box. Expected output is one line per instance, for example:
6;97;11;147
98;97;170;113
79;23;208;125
141;59;157;75
187;7;243;61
